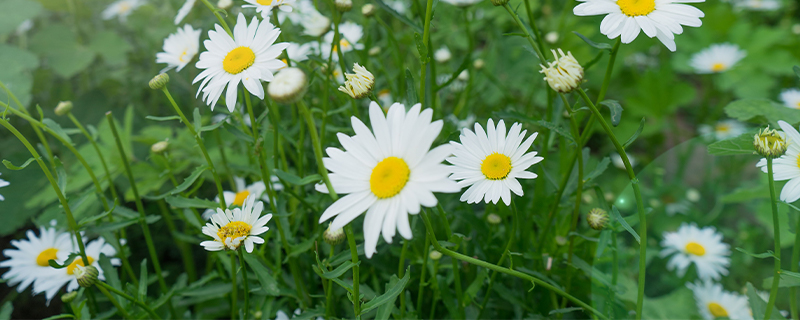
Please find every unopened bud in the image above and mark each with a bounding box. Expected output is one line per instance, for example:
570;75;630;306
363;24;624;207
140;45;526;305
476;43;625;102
486;213;501;225
490;0;508;6
151;140;169;153
586;208;609;230
368;47;381;56
61;291;78;303
75;265;99;288
323;223;345;246
473;59;485;70
362;4;376;16
55;101;73;116
335;0;352;12
268;68;308;104
149;73;169;90
429;250;442;260
754;126;787;158
217;0;232;9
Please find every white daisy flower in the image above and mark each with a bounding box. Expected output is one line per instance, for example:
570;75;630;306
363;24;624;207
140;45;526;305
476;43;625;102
573;0;706;52
698;119;747;140
174;0;196;24
446;119;543;205
1;224;73;301
285;42;313;64
689;43;746;74
446;114;477;131
756;120;800;202
734;0;780;10
780;89;800;109
201;195;272;252
202;176;281;220
434;47;452;63
316;102;460;258
320;22;364;60
688;280;753;320
243;0;297;19
441;0;483;6
661;223;731;281
278;0;331;37
101;0;145;22
32;237;120;302
0;173;8;201
193;13;289;112
156;25;201;72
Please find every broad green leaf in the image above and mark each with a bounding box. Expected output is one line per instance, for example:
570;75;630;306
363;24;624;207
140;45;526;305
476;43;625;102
746;282;786;320
360;267;410;315
708;131;758;156
0;0;42;36
725;99;800;126
88;31;132;66
0;44;39;75
48;45;96;78
2;157;37;170
165;196;219;209
243;254;280;296
274;170;321;186
573;31;612;50
599;100;623;126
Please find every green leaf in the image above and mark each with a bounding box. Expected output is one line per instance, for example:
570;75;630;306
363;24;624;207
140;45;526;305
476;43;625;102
584;157;610;183
165;196;219;209
146;115;181;122
88;31;132;66
41;315;75;320
793;65;800;80
138;259;148;302
318;261;360;280
725;99;800;126
243;254;280;296
405;69;418;104
223;122;254;143
48;253;79;269
746;282;787;320
463;268;488;306
192;108;202;134
373;0;422;32
623;118;645;148
77;205;115;227
88;216;161;233
274;170;321;186
736;247;780;260
171;166;209;195
599;100;623;126
43;118;73;144
54;157;67;196
0;44;39;75
708;130;758;156
2;157;37;170
0;301;12;320
572;31;612;50
0;0;42;36
762;270;800;288
611;206;640;244
200;119;226;132
414;33;428;63
360;267;410;315
549;307;583;315
285;236;317;262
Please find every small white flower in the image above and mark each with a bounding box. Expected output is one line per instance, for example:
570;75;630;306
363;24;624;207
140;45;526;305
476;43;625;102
733;0;780;10
201;195;273;252
688;280;752;320
193;13;289;111
203;176;281;219
447;119;543;205
756;121;800;202
338;63;374;99
285;42;314;64
661;223;731;281
545;31;559;43
320;22;364;60
780;89;800;109
243;0;297;18
316;102;460;257
218;0;233;8
690;43;746;74
573;0;706;52
174;0;196;24
434;47;452;63
0;173;8;201
1;224;73;301
698;119;747;140
102;0;145;22
156;25;201;72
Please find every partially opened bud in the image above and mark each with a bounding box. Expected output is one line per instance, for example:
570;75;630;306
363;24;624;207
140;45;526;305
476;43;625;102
473;59;485;70
55;101;73;116
586;208;609;230
268;67;308;104
338;63;374;99
754;126;787;158
368;46;381;56
539;49;583;93
149;73;170;90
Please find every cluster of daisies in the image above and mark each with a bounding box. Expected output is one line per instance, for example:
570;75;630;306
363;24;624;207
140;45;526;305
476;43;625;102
1;222;119;302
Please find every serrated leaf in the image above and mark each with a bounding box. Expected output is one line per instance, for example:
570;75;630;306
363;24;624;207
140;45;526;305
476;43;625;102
573;31;612;50
726;99;800;126
599;100;623;126
274;170;321;186
359;267;410;315
708;130;758;156
2;157;37;170
611;206;639;244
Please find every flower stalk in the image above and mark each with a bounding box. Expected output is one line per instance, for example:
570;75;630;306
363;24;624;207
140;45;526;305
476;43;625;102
765;157;781;320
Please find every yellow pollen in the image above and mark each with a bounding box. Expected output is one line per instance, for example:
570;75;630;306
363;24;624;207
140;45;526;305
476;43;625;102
66;256;95;275
257;0;273;5
617;0;656;16
370;157;410;199
707;302;728;318
685;242;706;256
711;63;726;72
715;124;730;133
36;248;59;267
481;152;512;180
340;39;352;50
217;221;252;245
223;46;256;74
233;190;251;206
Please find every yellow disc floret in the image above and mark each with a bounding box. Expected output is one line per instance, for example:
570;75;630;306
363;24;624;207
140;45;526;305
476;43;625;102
217;221;252;245
66;256;95;275
617;0;656;17
481;152;512;180
685;242;706;256
370;157;410;199
223;46;256;74
707;302;728;318
711;63;726;72
36;248;59;267
257;0;273;4
233;190;251;206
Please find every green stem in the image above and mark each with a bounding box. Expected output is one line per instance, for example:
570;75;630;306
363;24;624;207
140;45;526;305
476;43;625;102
298;100;337;198
560;93;585;308
0;81;57;173
420;208;609;320
419;0;434;107
477;200;519;319
576;88;647;319
791;205;800;320
765;158;781;320
345;225;362;318
416;233;431;315
596;39;622;103
105;112;176;318
95;283;131;319
231;252;238;320
199;0;232;36
502;3;545;62
398;240;408;319
67;112;120;205
239;249;250;319
160;87;228;210
96;281;161;319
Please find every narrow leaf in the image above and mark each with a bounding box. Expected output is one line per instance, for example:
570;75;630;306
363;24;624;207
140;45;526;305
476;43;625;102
274;170;321;186
736;247;780;260
319;261;360;280
359;267;411;315
623;118;646;149
573;31;612;50
611;206;640;244
145;115;181;122
3;157;37;170
405;69;418;104
243;254;280;296
599;100;623;126
165;196;219;209
138;259;148;302
171;166;209;195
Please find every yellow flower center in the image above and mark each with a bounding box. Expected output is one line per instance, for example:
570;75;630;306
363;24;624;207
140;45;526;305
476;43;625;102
233;190;251;206
685;242;706;256
481;152;512;180
36;248;59;267
711;63;726;72
119;2;131;13
370;157;410;199
707;302;728;318
617;0;656;16
795;102;800;109
179;49;189;62
66;256;95;275
340;39;352;51
257;0;273;4
223;46;256;74
715;124;730;133
217;221;252;244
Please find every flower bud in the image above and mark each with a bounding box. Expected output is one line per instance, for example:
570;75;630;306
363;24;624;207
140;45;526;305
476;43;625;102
429;250;442;260
75;265;99;288
151;140;169;153
434;47;452;63
490;0;509;6
268;67;308;104
368;46;381;56
61;291;78;303
323;223;345;246
217;0;232;9
55;101;73;116
545;31;559;44
149;73;170;90
362;4;376;17
539;49;584;93
338;63;374;99
754;126;787;159
586;208;609;230
473;59;485;70
486;213;501;225
335;0;352;12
